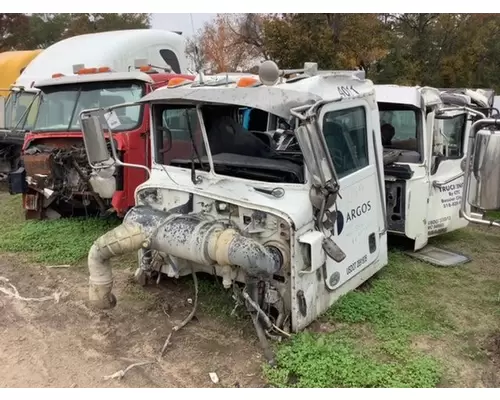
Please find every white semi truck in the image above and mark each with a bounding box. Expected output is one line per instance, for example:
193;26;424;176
76;60;500;363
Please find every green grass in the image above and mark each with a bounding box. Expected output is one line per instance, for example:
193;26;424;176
265;227;500;388
0;193;119;264
486;209;500;218
328;252;456;338
264;332;441;388
184;273;253;328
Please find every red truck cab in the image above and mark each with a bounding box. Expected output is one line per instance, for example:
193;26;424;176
11;66;194;219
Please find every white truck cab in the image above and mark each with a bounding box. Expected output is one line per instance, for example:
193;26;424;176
17;29;188;89
78;62;387;364
76;60;500;363
375;85;487;251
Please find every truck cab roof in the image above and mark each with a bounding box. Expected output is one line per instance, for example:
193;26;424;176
142;71;375;120
34;71;194;88
374;85;442;109
15;29;188;89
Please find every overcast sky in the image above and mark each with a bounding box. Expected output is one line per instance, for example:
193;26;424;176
151;13;217;37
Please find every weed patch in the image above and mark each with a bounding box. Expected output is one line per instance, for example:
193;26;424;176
264;332;441;388
0;194;119;264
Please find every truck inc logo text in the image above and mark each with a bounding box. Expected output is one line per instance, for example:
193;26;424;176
336;201;372;235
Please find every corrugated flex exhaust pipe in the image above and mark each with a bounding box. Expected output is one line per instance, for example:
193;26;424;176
88;205;284;309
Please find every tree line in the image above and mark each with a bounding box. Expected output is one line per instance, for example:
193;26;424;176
0;13;150;51
2;13;499;91
190;13;500;91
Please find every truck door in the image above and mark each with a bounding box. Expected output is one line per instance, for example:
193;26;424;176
318;99;385;290
427;109;470;236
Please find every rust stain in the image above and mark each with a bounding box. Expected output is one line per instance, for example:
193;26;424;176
23;153;54;176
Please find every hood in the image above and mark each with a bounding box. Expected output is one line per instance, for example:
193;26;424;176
139;166;314;229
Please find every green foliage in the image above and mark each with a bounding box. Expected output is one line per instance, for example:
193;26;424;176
264;332;441;388
0;217;119;264
0;13;151;51
262;14;387;71
328;252;456;340
254;13;500;91
0;194;119;264
0;14;31;51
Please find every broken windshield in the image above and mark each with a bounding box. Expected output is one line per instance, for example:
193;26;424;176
33;81;145;133
154;104;304;184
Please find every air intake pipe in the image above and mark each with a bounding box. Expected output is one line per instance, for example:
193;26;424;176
88;205;284;309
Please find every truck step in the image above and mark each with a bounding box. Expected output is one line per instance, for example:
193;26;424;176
405;246;471;267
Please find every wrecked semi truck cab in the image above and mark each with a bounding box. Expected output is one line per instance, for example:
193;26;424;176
375;85;492;253
10;66;194;219
79;62;388;357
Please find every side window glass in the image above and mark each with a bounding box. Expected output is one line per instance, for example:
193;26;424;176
163;109;198;141
380;110;417;141
322;106;369;178
441;114;466;158
23;95;40;131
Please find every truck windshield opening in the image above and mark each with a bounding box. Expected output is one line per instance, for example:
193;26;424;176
33;81;145;133
154;104;304;184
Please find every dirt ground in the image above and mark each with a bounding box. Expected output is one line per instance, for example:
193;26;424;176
0;254;265;388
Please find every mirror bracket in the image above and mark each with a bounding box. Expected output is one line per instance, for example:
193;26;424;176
80;104;150;178
291;100;346;261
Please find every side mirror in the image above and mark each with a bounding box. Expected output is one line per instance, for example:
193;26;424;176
469;129;500;210
80;113;111;165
